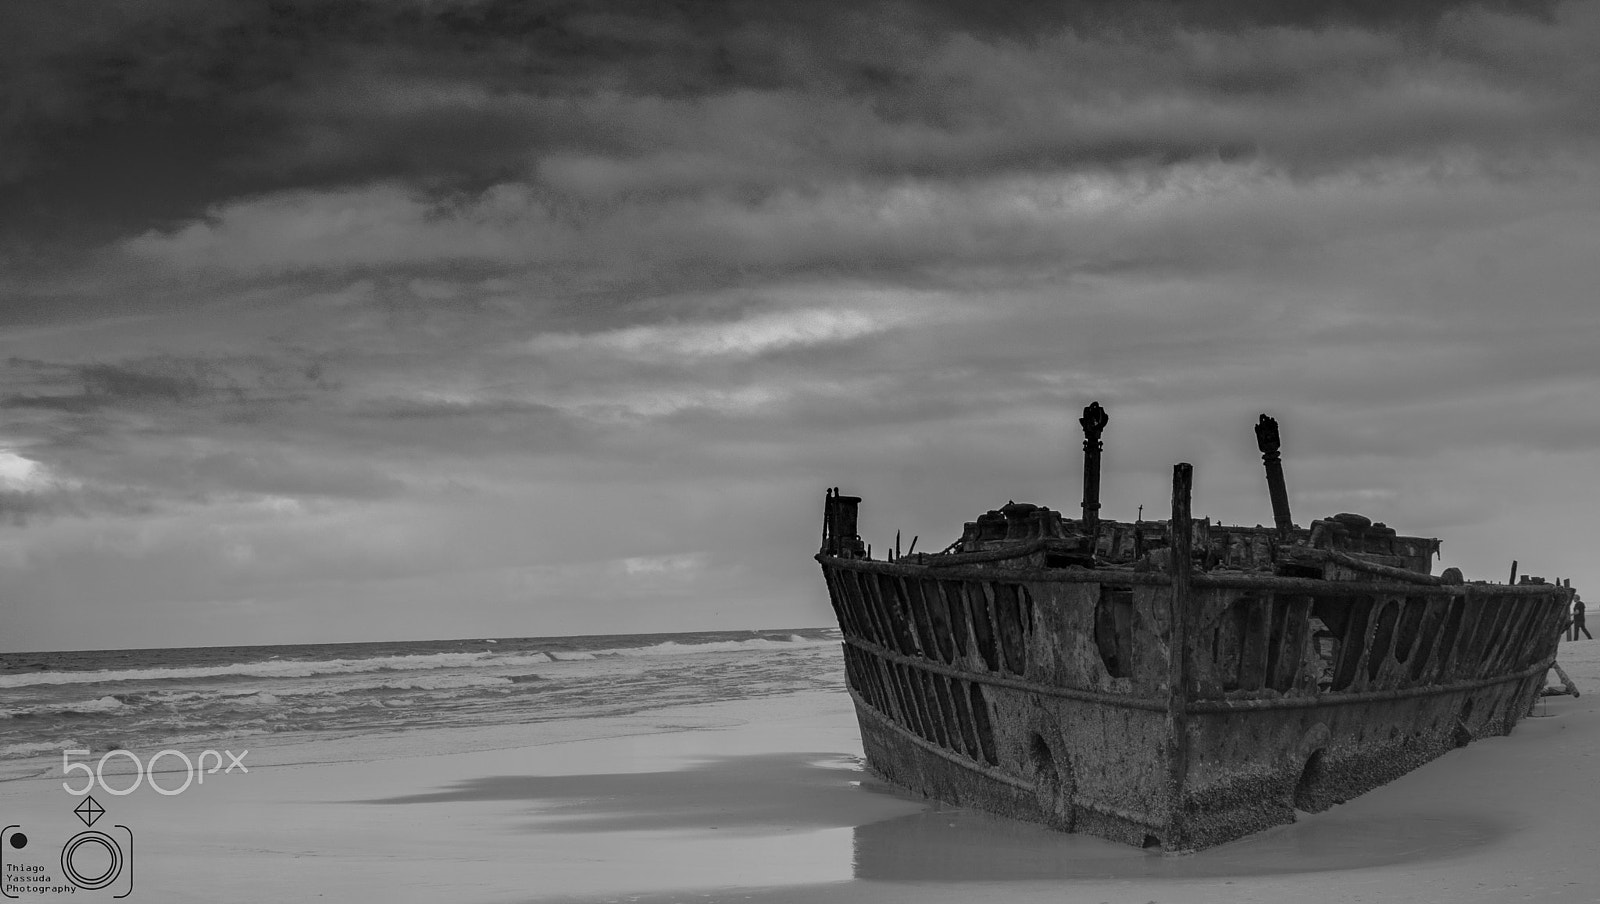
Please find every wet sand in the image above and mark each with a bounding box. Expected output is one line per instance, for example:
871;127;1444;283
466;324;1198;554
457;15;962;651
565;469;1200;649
3;642;1598;903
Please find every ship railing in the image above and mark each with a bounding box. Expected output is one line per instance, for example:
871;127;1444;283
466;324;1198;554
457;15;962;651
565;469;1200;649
820;553;1569;706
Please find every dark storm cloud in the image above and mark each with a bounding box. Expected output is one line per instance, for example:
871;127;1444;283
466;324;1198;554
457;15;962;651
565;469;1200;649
327;395;597;459
356;397;564;420
223;0;1596;196
5;0;1593;262
0;354;326;416
0;444;407;525
0;352;378;522
0;484;159;527
97;445;408;503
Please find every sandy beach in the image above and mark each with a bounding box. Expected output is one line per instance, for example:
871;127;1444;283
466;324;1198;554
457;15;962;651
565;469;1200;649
4;641;1599;904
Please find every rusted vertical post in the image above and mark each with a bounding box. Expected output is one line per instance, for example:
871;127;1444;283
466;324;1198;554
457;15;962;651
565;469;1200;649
1165;462;1194;850
1254;414;1293;538
822;488;833;553
1080;402;1109;536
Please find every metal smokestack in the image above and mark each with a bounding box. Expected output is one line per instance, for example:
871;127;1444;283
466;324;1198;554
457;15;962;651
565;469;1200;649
1080;402;1109;535
1254;414;1294;537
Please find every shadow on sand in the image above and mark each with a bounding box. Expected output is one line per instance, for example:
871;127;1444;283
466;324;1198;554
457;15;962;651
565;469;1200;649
355;751;921;832
360;751;1505;900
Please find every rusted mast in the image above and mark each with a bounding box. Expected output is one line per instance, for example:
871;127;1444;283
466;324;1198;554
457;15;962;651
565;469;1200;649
1254;414;1294;538
1080;402;1110;536
1165;462;1194;849
821;487;833;552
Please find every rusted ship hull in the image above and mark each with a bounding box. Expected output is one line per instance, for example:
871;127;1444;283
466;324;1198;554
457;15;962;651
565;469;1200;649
814;412;1572;851
821;556;1564;851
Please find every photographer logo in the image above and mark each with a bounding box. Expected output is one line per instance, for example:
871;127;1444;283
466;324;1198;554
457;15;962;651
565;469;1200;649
3;798;134;898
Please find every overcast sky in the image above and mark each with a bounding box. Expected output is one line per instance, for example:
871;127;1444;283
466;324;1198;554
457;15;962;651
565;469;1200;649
3;0;1598;651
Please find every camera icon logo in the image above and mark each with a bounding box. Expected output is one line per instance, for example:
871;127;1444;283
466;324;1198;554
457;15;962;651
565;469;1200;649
60;830;128;891
3;811;134;899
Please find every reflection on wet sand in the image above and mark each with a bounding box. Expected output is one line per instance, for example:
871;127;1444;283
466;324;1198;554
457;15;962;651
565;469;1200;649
850;794;1504;882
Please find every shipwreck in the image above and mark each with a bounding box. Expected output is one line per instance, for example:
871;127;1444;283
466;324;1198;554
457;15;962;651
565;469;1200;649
815;404;1572;851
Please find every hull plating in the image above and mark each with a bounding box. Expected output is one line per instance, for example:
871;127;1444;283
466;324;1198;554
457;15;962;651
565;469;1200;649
820;556;1566;851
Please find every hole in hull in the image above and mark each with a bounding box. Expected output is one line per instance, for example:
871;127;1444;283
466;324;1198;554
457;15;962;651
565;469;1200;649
1293;749;1326;811
1028;733;1057;784
1393;596;1427;663
1368;599;1400;682
1095;586;1135;679
968;682;998;766
993;583;1029;675
1454;697;1476;748
1331;596;1374;691
939;581;970;659
967;584;1001;672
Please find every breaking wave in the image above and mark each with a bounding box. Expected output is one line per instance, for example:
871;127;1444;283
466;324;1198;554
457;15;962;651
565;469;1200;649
0;634;833;689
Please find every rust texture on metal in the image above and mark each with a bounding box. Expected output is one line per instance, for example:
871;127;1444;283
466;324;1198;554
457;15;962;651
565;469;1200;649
1080;401;1109;535
814;407;1575;852
821;487;865;559
1255;413;1294;538
1165;463;1194;843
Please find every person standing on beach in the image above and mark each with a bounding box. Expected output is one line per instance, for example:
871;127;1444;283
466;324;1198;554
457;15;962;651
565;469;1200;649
1574;595;1592;641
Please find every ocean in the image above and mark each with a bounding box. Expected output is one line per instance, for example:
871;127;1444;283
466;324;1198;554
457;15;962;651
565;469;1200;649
0;627;845;782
